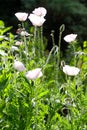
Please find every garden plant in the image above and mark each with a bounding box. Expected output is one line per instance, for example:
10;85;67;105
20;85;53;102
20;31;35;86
0;7;87;130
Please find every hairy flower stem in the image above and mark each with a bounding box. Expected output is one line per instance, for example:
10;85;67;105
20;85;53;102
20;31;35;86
36;26;44;59
51;30;55;46
55;24;65;83
72;43;76;66
24;35;28;62
21;22;28;65
58;24;65;69
51;30;58;85
41;26;43;44
43;45;58;70
37;27;41;58
40;26;44;56
33;26;37;57
22;22;25;28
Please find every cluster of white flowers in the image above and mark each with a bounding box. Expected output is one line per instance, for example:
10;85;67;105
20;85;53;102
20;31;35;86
15;7;47;27
13;60;80;79
29;7;47;26
14;7;80;78
63;33;80;76
13;60;43;80
14;7;46;80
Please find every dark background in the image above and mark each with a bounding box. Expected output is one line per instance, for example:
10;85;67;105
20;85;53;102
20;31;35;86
0;0;87;50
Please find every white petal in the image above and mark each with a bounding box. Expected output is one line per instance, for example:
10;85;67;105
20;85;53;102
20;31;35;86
64;34;77;43
63;65;80;76
25;68;43;80
28;14;45;26
15;12;28;21
32;7;47;17
13;60;25;72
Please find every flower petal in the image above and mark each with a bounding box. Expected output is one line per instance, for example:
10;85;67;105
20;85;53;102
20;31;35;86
28;14;46;26
63;65;80;76
15;12;28;22
25;68;43;80
32;7;47;17
13;60;25;72
64;34;77;43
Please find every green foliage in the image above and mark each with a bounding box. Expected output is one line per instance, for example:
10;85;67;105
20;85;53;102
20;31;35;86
46;0;87;14
21;0;37;10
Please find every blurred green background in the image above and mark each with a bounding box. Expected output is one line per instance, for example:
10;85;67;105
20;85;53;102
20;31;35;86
0;0;87;49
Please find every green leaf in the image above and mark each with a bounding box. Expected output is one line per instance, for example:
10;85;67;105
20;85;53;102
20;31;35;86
0;75;8;90
1;26;12;35
38;90;49;99
0;20;5;28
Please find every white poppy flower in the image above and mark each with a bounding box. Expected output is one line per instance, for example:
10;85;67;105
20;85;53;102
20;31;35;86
25;68;43;80
63;65;80;76
15;12;28;22
64;34;77;43
28;14;46;26
32;7;47;17
13;60;25;72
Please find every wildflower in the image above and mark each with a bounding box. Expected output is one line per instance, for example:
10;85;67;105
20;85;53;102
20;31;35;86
25;68;43;80
15;12;28;22
13;60;25;72
64;34;77;43
63;65;80;76
28;14;46;27
32;7;47;17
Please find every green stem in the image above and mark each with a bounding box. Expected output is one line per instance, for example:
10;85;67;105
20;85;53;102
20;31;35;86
37;27;41;58
43;45;58;70
21;22;28;65
72;43;76;66
21;22;25;29
32;26;37;57
58;24;65;69
41;26;43;44
40;26;44;56
51;30;55;46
